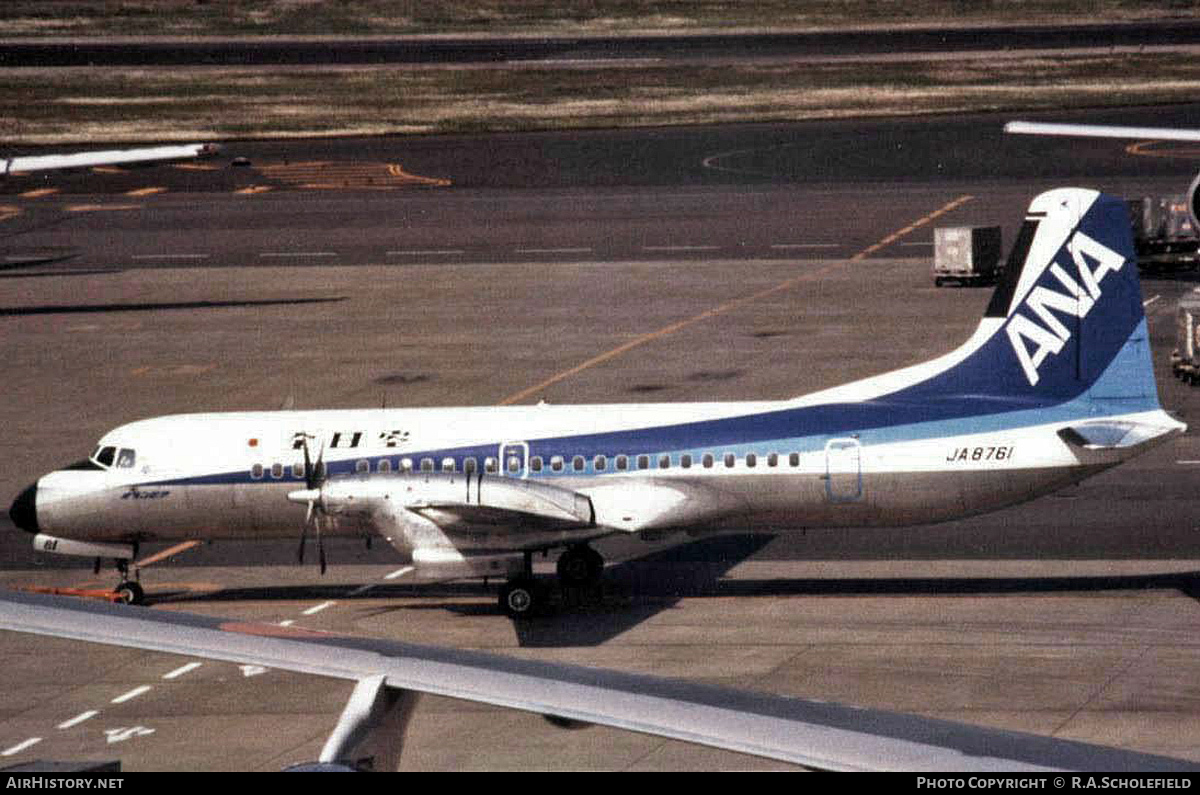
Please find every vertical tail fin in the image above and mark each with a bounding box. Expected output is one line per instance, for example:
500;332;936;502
905;188;1158;411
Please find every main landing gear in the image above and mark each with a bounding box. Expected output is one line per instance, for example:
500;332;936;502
498;544;605;619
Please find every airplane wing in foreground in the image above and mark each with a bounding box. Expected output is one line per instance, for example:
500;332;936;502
0;591;1193;772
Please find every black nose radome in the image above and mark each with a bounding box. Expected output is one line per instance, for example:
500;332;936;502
9;483;38;534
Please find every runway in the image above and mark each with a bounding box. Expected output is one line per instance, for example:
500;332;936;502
2;108;1200;770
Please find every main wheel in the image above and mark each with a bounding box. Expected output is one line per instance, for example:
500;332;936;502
556;545;604;587
114;580;144;605
499;577;543;618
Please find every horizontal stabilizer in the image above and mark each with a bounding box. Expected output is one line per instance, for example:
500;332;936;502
1057;420;1182;451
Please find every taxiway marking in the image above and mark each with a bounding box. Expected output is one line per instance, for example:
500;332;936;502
384;566;415;580
303;601;336;616
111;685;151;704
852;195;973;261
1;738;41;756
57;710;99;729
498;195;973;405
163;662;203;680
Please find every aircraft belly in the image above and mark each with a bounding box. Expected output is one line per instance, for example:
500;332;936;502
716;465;1112;530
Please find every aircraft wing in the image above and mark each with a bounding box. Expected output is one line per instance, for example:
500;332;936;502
1004;121;1200;141
0;590;1193;772
3;144;218;175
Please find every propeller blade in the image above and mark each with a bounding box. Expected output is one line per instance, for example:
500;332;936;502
316;512;327;576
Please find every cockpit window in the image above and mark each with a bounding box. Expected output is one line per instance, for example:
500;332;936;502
95;446;116;467
116;448;136;468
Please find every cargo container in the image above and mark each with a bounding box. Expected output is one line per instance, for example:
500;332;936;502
932;226;1002;287
1128;195;1199;269
1172;294;1200;384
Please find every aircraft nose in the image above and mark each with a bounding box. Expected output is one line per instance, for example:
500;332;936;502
9;483;39;534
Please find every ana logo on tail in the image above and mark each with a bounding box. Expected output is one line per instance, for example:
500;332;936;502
1006;230;1127;386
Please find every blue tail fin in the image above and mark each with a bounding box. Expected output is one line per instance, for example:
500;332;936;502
900;188;1158;412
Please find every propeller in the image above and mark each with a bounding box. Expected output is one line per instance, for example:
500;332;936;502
287;435;328;575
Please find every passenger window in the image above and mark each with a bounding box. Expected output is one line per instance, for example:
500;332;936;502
400;457;414;472
551;455;564;472
96;446;116;467
507;456;521;473
658;454;670;469
378;459;392;473
594;455;607;471
420;458;434;472
767;453;778;468
293;462;304;478
724;453;736;468
702;453;714;468
442;457;456;473
464;457;478;474
681;454;692;469
637;455;649;470
530;456;543;473
116;448;136;468
573;456;585;472
355;460;369;474
272;462;284;478
746;453;757;468
251;463;264;479
789;452;800;467
616;455;628;471
485;457;498;473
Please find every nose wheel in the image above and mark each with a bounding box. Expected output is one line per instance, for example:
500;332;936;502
111;552;144;605
114;580;145;605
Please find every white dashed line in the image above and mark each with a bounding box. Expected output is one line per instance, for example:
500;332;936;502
57;710;99;729
514;247;594;254
111;685;151;704
302;601;335;616
131;254;210;261
387;249;465;256
279;619;295;627
162;662;202;680
1143;294;1161;307
770;243;840;250
384;566;415;580
2;738;41;756
347;583;376;596
643;245;719;252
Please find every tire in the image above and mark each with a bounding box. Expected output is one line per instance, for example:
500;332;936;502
115;580;144;605
499;578;542;618
556;546;603;587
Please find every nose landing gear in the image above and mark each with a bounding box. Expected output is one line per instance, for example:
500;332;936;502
110;548;144;606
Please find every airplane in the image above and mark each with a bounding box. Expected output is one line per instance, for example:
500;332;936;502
1;589;1194;771
1005;120;1200;231
7;187;1187;617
